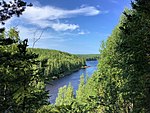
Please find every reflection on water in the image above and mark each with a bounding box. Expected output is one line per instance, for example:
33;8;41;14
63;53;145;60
46;60;98;104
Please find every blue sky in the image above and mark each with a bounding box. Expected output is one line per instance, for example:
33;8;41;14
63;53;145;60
4;0;131;54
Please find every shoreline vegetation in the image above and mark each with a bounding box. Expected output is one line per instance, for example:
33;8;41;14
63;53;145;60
29;48;97;80
76;54;100;61
52;65;92;80
51;67;82;80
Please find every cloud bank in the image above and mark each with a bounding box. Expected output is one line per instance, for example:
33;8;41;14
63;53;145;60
21;5;100;31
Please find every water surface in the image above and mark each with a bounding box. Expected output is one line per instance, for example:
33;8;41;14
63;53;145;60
46;60;98;104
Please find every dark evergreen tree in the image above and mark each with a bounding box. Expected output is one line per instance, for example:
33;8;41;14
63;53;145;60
94;0;150;112
0;1;49;112
117;0;150;112
0;28;49;113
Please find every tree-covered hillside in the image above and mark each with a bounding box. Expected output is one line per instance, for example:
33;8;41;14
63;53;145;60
29;48;86;79
76;54;99;61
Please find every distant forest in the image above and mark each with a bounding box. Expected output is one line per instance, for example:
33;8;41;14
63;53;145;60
29;48;86;79
76;54;99;61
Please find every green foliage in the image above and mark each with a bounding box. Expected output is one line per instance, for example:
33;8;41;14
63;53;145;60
54;0;150;113
116;1;150;111
0;28;49;113
1;0;150;112
76;74;86;103
51;73;100;113
38;101;99;113
76;74;97;104
33;0;150;112
77;54;100;61
29;48;86;79
0;0;32;33
85;0;150;112
55;83;74;106
0;1;49;112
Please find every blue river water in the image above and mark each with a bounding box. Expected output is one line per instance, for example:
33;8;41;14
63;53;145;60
46;60;98;104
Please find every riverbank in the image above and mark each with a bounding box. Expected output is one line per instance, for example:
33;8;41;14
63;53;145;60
52;66;85;80
46;60;98;104
52;62;96;80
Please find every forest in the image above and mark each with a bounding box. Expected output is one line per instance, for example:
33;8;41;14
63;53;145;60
29;48;86;79
76;54;99;61
0;0;150;113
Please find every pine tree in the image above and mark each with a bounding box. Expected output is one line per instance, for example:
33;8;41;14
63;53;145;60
116;0;150;112
76;74;86;103
0;1;49;112
0;28;49;112
94;0;150;112
55;83;74;106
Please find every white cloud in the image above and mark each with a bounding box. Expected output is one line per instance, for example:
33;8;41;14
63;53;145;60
20;5;100;31
16;25;76;40
23;6;100;21
51;23;79;31
3;3;101;32
13;25;72;48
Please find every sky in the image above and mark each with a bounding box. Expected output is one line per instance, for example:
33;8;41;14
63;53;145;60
4;0;131;54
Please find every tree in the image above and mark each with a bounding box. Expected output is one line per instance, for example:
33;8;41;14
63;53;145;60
0;0;32;33
74;0;150;112
76;74;85;103
116;0;150;112
92;0;150;112
30;48;86;79
0;28;49;113
55;83;74;106
0;1;49;112
0;28;20;112
38;0;150;112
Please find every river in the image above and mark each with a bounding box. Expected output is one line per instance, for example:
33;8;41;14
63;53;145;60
46;60;98;104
